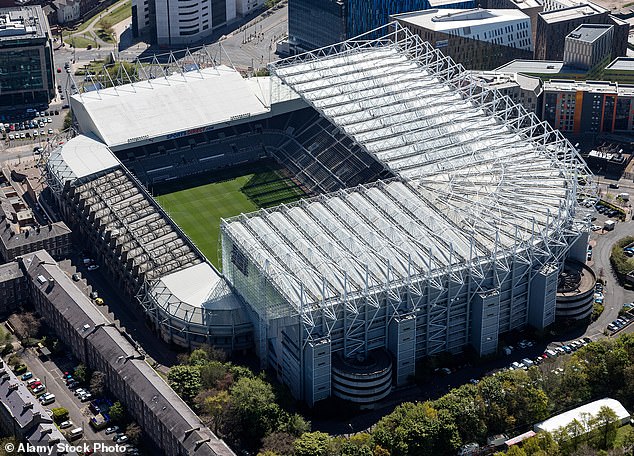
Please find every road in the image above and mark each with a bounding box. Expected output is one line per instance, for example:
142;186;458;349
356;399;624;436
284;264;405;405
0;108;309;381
20;348;102;443
71;254;178;369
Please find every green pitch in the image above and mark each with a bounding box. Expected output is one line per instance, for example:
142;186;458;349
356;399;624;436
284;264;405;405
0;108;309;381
155;163;305;269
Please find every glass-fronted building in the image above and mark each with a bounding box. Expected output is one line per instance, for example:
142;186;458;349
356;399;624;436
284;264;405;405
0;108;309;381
0;6;55;109
288;0;476;51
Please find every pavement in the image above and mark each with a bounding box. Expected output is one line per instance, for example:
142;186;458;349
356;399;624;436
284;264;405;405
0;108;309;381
20;347;102;442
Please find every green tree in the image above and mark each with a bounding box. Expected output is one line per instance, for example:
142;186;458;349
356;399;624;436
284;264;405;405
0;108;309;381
63;111;73;130
200;361;229;389
506;445;527;456
2;343;12;355
225;376;282;450
51;407;69;422
189;348;209;366
589;406;619;450
74;363;88;383
522;432;559;456
434;384;486;443
293;431;331;456
201;390;230;434
167;364;202;404
109;401;126;423
0;437;24;456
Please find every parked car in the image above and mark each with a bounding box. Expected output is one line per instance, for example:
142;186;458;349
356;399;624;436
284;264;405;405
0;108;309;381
21;372;33;381
105;426;120;435
115;435;129;444
32;385;46;394
60;420;73;429
87;264;100;271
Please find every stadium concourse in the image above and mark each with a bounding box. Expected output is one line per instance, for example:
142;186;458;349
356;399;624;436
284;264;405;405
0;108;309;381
45;22;596;407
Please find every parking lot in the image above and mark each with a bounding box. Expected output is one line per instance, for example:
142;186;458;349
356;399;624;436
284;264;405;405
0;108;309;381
10;345;142;455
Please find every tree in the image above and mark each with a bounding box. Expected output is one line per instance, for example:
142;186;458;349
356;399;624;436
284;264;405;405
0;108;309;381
125;422;142;445
10;312;41;342
200;361;229;389
63;111;73;130
2;343;12;355
293;432;331;456
109;401;126;423
590;406;619;450
200;390;230;434
260;432;296;456
224;376;282;450
189;348;209;366
51;407;69;422
0;437;23;456
167;364;202;404
74;363;88;383
89;370;106;396
506;446;527;456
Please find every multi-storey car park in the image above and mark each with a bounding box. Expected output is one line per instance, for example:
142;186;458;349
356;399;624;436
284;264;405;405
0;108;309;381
45;23;596;407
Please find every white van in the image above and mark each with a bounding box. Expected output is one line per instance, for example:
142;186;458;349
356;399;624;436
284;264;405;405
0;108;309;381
41;394;55;405
68;427;83;440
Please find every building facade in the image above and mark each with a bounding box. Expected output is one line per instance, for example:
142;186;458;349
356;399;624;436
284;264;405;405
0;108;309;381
534;2;627;62
563;24;613;71
287;0;476;51
18;250;236;456
542;79;634;134
481;0;542;45
392;8;533;70
0;6;55;108
0;262;25;316
0;169;71;263
54;0;81;24
132;0;252;46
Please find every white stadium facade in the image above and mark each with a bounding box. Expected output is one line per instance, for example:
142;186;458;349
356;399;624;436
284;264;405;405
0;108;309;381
45;23;596;406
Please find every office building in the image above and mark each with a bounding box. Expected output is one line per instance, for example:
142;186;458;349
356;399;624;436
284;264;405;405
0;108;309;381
392;8;533;70
132;0;264;46
542;79;634;134
287;0;476;51
563;24;613;71
0;6;55;108
481;0;542;45
534;2;627;62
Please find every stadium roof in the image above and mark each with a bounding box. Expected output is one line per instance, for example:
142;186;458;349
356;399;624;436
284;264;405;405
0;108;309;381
47;134;120;186
71;66;270;149
222;24;592;314
149;262;250;327
534;398;630;434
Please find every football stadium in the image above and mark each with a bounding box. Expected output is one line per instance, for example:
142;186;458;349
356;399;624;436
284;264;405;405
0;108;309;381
44;23;596;406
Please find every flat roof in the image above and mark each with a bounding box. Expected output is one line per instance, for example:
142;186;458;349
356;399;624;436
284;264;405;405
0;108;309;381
495;59;586;75
392;8;529;32
47;134;120;186
0;6;48;41
72;66;270;149
567;24;612;43
606;57;634;71
535;398;630;434
540;3;607;23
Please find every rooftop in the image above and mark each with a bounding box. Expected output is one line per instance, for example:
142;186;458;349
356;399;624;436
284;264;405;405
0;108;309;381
0;6;48;41
0;261;22;282
543;79;634;95
469;70;543;92
70;66;270;149
539;3;607;23
392;8;530;32
606;57;634;71
46;134;120;186
20;250;234;456
566;23;612;43
534;398;630;433
495;59;585;74
222;28;590;315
